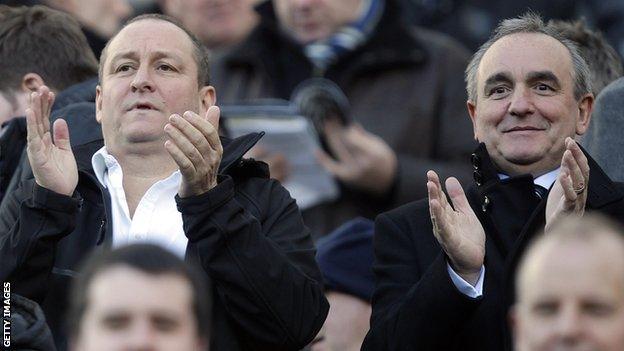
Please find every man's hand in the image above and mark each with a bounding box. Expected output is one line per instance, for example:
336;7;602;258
245;145;290;182
26;86;78;196
545;137;589;231
164;106;223;198
317;120;397;196
427;170;485;286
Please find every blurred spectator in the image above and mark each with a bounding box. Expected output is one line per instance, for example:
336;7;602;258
512;214;624;351
0;5;98;202
397;0;624;59
582;77;624;182
160;0;258;52
43;0;133;56
67;244;211;351
212;0;475;238
549;19;622;96
312;218;375;351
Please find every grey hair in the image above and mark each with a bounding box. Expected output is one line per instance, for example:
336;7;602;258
465;12;592;103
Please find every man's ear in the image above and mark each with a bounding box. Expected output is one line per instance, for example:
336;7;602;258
575;93;594;136
20;73;46;93
467;100;479;141
199;85;216;116
95;85;103;124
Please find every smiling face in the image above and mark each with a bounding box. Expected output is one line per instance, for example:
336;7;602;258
467;32;593;176
513;235;624;351
96;19;215;156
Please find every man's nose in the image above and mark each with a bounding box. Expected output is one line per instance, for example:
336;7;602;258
130;65;155;93
508;86;535;117
553;304;584;344
125;320;157;351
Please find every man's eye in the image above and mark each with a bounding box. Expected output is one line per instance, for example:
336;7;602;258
536;84;554;92
115;64;133;73
157;64;174;72
488;86;509;97
532;302;558;316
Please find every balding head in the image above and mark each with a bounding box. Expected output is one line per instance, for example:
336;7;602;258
513;214;624;351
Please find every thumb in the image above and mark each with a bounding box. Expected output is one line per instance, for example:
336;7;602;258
52;118;72;150
206;105;220;132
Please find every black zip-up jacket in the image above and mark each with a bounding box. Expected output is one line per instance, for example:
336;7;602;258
0;133;328;351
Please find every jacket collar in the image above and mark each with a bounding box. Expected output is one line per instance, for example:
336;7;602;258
469;142;624;208
51;77;98;111
74;132;265;175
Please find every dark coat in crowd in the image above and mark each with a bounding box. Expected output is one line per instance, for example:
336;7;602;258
362;143;624;351
0;77;101;204
0;133;328;351
10;294;56;351
211;0;476;238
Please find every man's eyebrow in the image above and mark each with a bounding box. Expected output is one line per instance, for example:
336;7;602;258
108;50;184;66
526;71;561;87
483;72;513;92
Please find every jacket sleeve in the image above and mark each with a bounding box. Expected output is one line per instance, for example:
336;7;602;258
176;175;329;351
0;180;80;302
363;208;481;351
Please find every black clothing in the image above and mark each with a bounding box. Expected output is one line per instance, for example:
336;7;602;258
363;144;624;351
0;133;328;351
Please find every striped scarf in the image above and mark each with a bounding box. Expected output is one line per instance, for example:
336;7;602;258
304;0;384;72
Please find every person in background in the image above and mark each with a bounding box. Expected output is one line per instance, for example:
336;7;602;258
212;0;475;239
311;218;375;351
512;214;624;351
68;244;211;351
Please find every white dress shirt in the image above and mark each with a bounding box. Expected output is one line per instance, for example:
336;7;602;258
92;147;188;258
448;168;560;298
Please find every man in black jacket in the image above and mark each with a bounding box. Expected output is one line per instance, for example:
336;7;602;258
363;13;624;351
0;13;328;351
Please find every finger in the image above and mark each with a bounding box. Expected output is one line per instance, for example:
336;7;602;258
164;140;196;179
559;168;577;203
427;170;450;209
164;122;206;171
563;150;584;191
52;118;72;150
38;86;52;134
182;109;223;156
316;149;350;179
25;107;42;145
446;177;473;214
566;137;589;182
323;121;355;163
169;114;213;158
30;92;45;138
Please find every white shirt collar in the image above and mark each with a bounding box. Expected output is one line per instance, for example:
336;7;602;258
91;146;116;188
498;168;560;189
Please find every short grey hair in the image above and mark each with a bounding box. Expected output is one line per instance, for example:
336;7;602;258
465;12;592;103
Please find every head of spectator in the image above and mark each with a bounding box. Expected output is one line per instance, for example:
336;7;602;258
312;218;375;351
160;0;258;50
549;19;623;96
44;0;132;41
465;12;594;177
0;5;98;127
68;244;211;351
511;214;624;351
272;0;367;43
96;13;214;164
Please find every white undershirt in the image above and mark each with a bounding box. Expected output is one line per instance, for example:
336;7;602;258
448;168;560;298
91;147;187;258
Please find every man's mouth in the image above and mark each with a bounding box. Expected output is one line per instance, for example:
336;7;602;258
504;126;544;133
128;102;158;111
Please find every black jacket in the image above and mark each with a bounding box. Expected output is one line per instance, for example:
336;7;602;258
212;0;475;238
0;133;328;351
363;143;624;351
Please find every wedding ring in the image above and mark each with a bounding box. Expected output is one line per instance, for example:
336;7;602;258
573;184;585;194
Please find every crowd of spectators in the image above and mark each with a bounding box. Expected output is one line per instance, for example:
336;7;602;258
1;1;624;351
